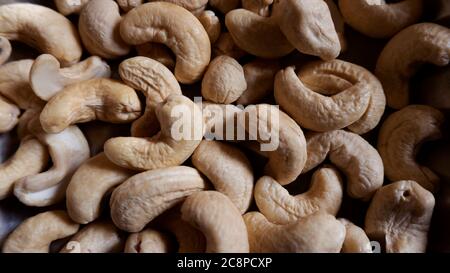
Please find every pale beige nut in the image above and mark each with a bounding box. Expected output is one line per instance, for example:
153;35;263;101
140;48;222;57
110;166;206;232
303;130;384;199
212;32;247;60
255;166;343;225
79;0;131;59
39;78;141;134
339;0;423;39
120;2;211;84
365;180;435;253
0;96;20;133
197;10;221;44
54;0;91;15
66;153;136;224
30;54;111;101
125;229;174;253
338;218;372;253
181;191;249;253
0;3;82;66
116;0;143;12
2;210;79;253
0;36;11;65
378;105;444;192
375;23;450;109
209;0;240;14
136;43;175;71
244;212;346;253
148;0;208;15
242;0;273;17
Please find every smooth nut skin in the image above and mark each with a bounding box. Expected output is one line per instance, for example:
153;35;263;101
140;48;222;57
378;105;444;192
110;166;206;232
244;212;346;253
181;191;249;253
0;36;11;65
197;10;221;44
339;0;423;39
120;2;211;84
303;130;384;200
54;0;91;15
136;43;175;71
255;166;343;225
148;0;208;14
2;210;79;253
365;180;435;253
242;0;273;17
125;229;174;253
79;0;130;59
0;96;20;133
40;78;141;134
202;56;247;104
0;3;82;66
376;23;450;109
339;219;373;253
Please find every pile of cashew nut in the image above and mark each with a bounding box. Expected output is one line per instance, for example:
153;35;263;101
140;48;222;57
0;0;449;253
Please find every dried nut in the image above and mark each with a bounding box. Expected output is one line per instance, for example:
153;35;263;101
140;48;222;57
255;166;343;225
79;0;131;59
0;3;82;66
272;0;341;60
148;0;208;15
136;43;175;70
212;32;247;60
201;102;243;141
378;105;444;192
66;153;136;224
375;23;450;109
2;210;79;253
116;0;143;12
0;36;11;65
338;218;372;253
0;96;20;133
39;78;141;134
181;191;249;253
201;56;247;104
324;0;347;51
125;229;174;253
104;95;203;171
365;180;435;253
338;0;423;39
244;212;346;253
197;10;221;44
120;2;211;84
118;56;182;137
54;0;91;15
303;130;384;200
242;0;273;17
30;54;111;101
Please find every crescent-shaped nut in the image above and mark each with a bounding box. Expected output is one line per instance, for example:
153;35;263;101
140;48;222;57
338;0;423;39
197;10;221;44
244;212;346;253
365;180;435;253
30;54;111;101
375;23;450;109
125;229;174;253
39;78;141;134
54;0;91;15
136;43;175;71
338;218;373;253
255;166;343;225
242;0;273;17
110;166;206;232
120;2;211;84
148;0;208;15
0;3;82;66
66;153;136;224
0;36;11;65
303;130;384;199
0;96;20;133
225;9;294;58
2;210;79;253
181;191;249;253
104;94;203;171
378;105;444;192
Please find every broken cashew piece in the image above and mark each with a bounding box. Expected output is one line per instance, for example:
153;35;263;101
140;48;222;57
242;0;273;17
0;96;20;133
339;219;373;253
125;229;174;253
54;0;91;15
0;36;11;65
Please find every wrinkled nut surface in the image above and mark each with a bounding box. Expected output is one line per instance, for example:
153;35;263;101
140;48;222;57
339;218;372;253
2;210;79;253
136;43;176;71
0;96;20;133
197;10;221;44
181;191;249;253
125;229;174;253
378;105;444;192
242;0;273;17
54;0;91;15
365;180;435;253
110;166;206;232
0;36;11;65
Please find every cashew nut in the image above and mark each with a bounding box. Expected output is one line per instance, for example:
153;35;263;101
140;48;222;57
148;0;208;15
136;43;175;71
212;32;247;60
54;0;91;15
209;0;240;14
125;229;174;253
338;218;372;253
242;0;273;17
0;36;11;65
0;96;20;133
197;10;221;44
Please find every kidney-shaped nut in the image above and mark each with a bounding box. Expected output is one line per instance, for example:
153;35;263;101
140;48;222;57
39;78;141;134
197;10;221;44
0;96;20;133
181;191;249;253
375;23;450;109
339;218;373;253
120;2;211;84
0;3;82;66
339;0;423;39
136;43;175;71
54;0;91;15
244;212;345;253
125;229;174;253
2;210;79;253
148;0;208;15
0;36;11;66
30;54;111;101
242;0;273;17
365;180;435;253
378;105;444;192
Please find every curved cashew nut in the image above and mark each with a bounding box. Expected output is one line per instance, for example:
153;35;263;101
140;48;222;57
0;36;11;65
110;166;206;232
255;166;343;225
197;10;221;44
40;78;141;134
120;2;211;84
244;212;346;253
30;54;111;101
0;3;82;66
2;210;79;253
125;229;174;253
365;180;435;253
375;23;450;109
0;96;20;133
136;43;175;71
148;0;208;15
338;218;372;253
378;105;444;192
116;0;143;12
54;0;91;15
303;130;384;199
66;153;136;224
212;32;248;60
104;95;203;171
181;191;249;253
338;0;423;39
209;0;240;14
242;0;273;17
